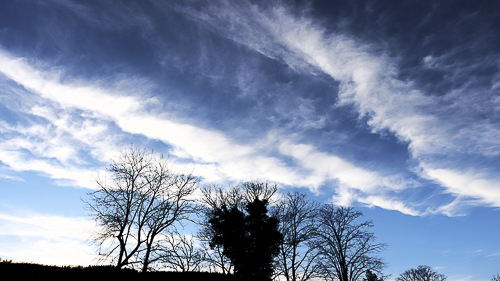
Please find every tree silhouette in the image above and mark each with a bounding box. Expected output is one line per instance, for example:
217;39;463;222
198;182;278;274
198;185;245;274
85;147;198;272
315;206;386;281
151;231;205;272
396;265;446;281
209;204;246;274
364;270;383;281
244;198;283;280
208;197;283;280
273;192;321;281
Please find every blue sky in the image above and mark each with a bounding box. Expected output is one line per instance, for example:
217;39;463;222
0;0;499;279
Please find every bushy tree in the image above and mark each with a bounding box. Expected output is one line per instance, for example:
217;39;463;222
208;196;283;280
198;182;278;275
364;270;383;281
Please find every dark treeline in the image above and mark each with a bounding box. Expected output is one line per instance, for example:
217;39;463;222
83;147;386;281
0;260;237;281
5;148;497;281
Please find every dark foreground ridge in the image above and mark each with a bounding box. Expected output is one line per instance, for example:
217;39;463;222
0;261;239;281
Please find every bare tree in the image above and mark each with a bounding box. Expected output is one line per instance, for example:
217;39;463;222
201;184;245;211
491;274;500;281
200;181;277;211
151;231;204;272
199;238;234;274
273;192;321;281
85;147;198;272
138;171;198;273
396;265;446;281
242;181;278;204
315;205;386;281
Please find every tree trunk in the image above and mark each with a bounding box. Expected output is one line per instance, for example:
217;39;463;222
340;260;348;281
142;243;152;273
116;239;126;268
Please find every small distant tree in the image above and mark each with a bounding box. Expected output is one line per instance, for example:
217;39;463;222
85;147;198;272
364;270;383;281
491;274;500;281
315;206;386;281
396;265;446;281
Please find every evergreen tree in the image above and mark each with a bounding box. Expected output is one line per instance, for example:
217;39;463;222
209;198;283;280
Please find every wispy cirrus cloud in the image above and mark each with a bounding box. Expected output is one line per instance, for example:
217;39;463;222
172;0;500;215
0;210;97;265
279;141;422;215
0;48;418;215
3;0;499;216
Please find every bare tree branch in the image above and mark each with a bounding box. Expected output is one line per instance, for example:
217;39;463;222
84;146;198;272
315;205;387;281
396;265;446;281
149;231;204;272
273;192;321;281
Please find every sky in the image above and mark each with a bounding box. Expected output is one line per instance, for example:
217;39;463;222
0;0;499;280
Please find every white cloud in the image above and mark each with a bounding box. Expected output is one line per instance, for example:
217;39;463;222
0;48;401;195
280;141;382;192
0;47;419;212
0;212;94;240
0;117;103;189
0;145;96;189
358;196;422;216
0;211;97;265
175;1;500;214
279;140;421;215
4;0;500;215
2;238;95;266
421;165;500;208
279;141;416;196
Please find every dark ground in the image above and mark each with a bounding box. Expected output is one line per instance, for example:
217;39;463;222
0;261;239;281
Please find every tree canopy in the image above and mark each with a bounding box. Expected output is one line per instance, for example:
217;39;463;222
396;265;447;281
315;206;386;281
208;196;283;280
85;147;198;272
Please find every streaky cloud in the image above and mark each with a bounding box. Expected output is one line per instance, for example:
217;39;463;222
280;141;421;215
0;210;96;265
421;165;500;209
174;0;500;214
0;48;412;208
